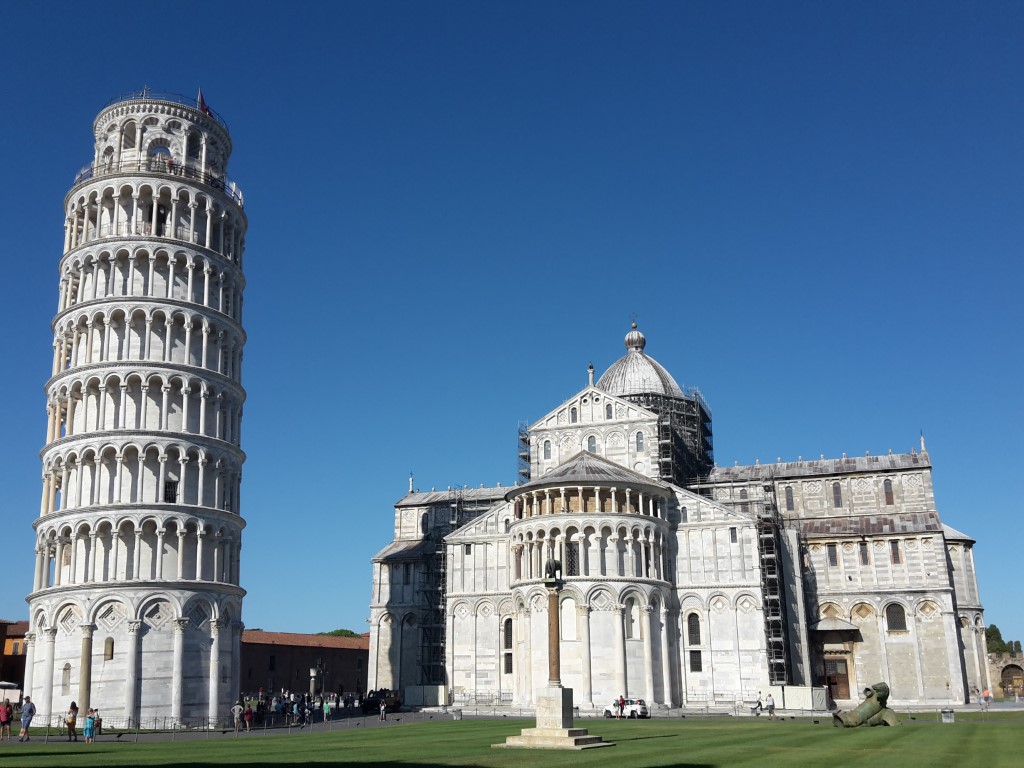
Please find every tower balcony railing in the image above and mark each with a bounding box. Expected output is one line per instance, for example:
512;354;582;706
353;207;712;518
101;89;231;132
66;220;241;263
73;157;244;206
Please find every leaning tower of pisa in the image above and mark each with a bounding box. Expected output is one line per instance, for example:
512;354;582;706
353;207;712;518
26;90;248;727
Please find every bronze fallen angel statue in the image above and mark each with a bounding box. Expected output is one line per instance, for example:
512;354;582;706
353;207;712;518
833;682;900;727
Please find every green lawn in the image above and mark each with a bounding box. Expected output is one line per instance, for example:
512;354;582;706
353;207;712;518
4;712;1022;768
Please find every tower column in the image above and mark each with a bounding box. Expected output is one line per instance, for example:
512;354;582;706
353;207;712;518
22;633;36;703
133;530;143;580
613;605;626;697
79;624;95;715
643;607;655;703
578;605;593;706
39;628;58;722
659;607;673;705
196;530;205;579
155;528;166;579
171;618;188;723
124;620;142;726
54;537;65;586
177;530;186;579
208;620;222;725
33;547;44;592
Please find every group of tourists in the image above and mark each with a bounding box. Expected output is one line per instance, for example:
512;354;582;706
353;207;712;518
0;696;48;743
0;697;99;744
752;692;777;719
60;702;99;743
234;688;360;730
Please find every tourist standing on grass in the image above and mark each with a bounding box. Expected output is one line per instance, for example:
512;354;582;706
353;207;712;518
766;693;776;720
0;697;13;740
244;704;253;731
18;696;35;741
65;701;79;741
323;699;331;722
83;709;96;744
379;699;386;721
231;700;244;732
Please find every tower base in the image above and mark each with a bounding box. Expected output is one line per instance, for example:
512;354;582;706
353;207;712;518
494;687;614;751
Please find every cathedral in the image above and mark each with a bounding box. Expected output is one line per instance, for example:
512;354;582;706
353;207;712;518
368;324;989;710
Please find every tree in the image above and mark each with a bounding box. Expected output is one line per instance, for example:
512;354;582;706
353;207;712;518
986;625;1008;654
317;629;361;638
985;625;1021;655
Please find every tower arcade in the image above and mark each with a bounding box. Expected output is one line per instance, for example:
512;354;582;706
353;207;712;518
26;91;248;726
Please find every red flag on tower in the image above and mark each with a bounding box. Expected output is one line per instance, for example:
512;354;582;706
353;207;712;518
197;88;211;116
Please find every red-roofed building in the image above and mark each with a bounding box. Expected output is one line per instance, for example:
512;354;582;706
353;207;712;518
0;620;28;689
240;631;368;698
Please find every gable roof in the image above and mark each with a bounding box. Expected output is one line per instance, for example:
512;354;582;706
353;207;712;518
530;386;657;431
509;451;668;499
0;620;27;637
396;486;508;508
942;523;975;543
708;451;931;482
372;538;438;563
800;511;942;538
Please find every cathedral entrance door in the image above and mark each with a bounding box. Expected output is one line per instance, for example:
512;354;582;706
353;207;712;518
824;658;850;700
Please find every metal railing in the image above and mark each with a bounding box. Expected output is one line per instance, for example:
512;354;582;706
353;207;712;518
73;157;243;206
101;90;230;132
68;221;240;262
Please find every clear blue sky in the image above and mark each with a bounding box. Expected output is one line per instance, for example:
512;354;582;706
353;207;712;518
1;2;1021;644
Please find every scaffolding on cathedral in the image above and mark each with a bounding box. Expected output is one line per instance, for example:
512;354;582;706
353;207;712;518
415;486;504;686
516;421;531;483
690;476;792;686
626;390;713;486
756;481;790;685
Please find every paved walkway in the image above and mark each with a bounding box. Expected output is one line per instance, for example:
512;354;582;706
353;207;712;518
15;701;1023;746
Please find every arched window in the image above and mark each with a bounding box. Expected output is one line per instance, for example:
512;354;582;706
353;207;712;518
785;486;794;511
587;436;596;453
636;432;644;452
543;441;551;460
104;637;115;660
504;519;511;533
832;482;843;508
62;663;72;695
883;479;894;505
606;403;613;419
687;613;701;646
570;407;577;424
740;488;749;514
885;604;907;632
420;512;428;535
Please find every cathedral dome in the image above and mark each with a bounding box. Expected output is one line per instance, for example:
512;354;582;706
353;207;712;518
596;323;685;398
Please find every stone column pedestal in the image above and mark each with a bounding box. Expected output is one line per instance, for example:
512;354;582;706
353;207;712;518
495;687;613;751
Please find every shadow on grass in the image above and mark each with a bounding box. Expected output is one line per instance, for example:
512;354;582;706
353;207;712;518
14;761;717;768
607;733;683;743
109;764;716;768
